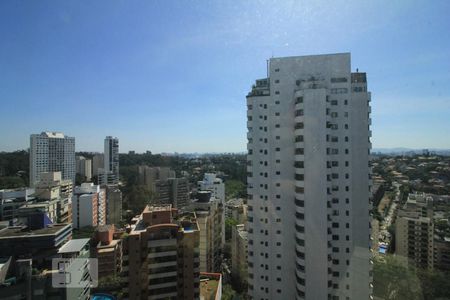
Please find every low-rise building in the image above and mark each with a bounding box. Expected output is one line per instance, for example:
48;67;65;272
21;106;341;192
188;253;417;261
0;222;72;268
0;188;35;222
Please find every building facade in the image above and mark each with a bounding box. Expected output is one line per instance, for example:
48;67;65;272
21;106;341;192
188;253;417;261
246;53;372;299
94;225;123;279
191;191;223;273
105;185;122;225
72;183;106;229
76;156;92;182
101;136;119;185
198;173;226;245
30;132;75;187
0;188;35;221
122;205;200;299
231;224;248;288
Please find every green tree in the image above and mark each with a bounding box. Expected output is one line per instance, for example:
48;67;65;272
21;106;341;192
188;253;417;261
225;218;238;241
373;255;422;300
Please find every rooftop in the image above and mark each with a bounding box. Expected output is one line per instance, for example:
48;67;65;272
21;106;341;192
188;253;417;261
200;273;221;300
58;238;90;254
0;224;71;238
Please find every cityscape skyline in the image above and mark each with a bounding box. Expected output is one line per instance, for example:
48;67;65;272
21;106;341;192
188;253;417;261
1;1;450;153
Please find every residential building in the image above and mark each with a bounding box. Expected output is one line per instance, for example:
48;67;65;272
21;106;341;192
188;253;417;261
101;136;119;185
0;188;35;221
225;198;248;224
105;185;122;225
34;172;73;223
72;183;106;229
396;193;434;269
138;166;190;210
138;166;175;186
434;236;450;272
246;53;372;299
57;239;92;300
231;224;248;288
154;177;190;210
76;156;92;182
122;205;201;299
92;154;104;176
198;173;225;203
198;173;225;245
30;131;75;187
94;225;122;279
191;191;223;273
0;223;72;268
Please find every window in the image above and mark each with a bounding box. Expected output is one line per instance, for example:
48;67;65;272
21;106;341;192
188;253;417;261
275;124;280;128
331;77;348;83
296;97;304;104
295;135;304;142
295;174;304;181
275;91;280;95
294;161;304;168
275;100;280;104
275;79;280;83
275;68;280;72
295;109;304;116
295;148;304;155
275;112;280;116
295;122;304;129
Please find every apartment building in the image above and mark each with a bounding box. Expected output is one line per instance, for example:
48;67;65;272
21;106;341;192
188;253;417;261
94;225;122;279
72;183;106;229
92;154;104;176
246;53;372;299
25;172;73;224
396;193;435;269
231;224;248;287
122;205;200;300
198;173;226;244
105;184;122;225
191;191;223;273
100;136;119;185
76;156;92;181
138;166;190;210
30;132;75;187
0;188;35;221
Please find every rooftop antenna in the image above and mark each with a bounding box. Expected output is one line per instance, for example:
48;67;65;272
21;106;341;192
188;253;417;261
356;68;359;73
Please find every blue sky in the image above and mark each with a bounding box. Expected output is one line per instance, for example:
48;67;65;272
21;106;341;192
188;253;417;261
1;0;449;153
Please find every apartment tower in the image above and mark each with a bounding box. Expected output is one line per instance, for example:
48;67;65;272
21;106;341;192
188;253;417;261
122;205;200;299
246;53;372;300
102;136;119;185
30;132;75;187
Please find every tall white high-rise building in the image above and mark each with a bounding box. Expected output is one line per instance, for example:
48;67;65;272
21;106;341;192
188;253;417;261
30;132;75;187
101;136;119;185
246;53;372;300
